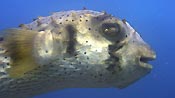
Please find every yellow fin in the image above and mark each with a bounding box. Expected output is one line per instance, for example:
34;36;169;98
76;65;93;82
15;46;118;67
4;29;39;78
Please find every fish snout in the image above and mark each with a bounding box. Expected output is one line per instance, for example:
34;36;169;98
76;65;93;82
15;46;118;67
138;44;156;69
128;30;156;69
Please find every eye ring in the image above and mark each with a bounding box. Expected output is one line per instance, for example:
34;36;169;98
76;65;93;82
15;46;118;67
102;23;121;36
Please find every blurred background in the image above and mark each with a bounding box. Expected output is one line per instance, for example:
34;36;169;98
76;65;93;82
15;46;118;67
0;0;174;98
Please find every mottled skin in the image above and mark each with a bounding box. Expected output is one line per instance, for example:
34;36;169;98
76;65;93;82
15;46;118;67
0;10;156;98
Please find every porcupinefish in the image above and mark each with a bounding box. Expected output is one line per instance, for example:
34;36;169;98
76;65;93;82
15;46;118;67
0;10;156;98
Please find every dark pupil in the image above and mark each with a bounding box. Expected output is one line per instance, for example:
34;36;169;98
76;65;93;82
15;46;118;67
102;23;120;36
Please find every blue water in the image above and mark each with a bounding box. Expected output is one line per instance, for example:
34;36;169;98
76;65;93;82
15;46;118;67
0;0;174;98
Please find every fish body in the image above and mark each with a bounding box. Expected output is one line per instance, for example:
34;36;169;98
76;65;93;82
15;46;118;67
0;10;156;98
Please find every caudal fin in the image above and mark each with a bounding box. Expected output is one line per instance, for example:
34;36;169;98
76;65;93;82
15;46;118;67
0;29;40;78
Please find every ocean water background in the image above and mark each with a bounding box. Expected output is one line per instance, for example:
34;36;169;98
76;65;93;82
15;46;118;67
0;0;174;98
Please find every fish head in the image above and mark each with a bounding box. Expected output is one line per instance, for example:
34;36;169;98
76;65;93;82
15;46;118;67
77;14;157;88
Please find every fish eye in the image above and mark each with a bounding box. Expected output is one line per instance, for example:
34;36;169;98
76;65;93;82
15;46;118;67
102;23;120;36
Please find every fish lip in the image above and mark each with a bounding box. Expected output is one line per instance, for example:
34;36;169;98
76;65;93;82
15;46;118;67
140;56;156;62
139;55;156;69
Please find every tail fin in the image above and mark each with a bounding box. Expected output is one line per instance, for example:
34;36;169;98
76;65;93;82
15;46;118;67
0;36;10;79
0;29;39;78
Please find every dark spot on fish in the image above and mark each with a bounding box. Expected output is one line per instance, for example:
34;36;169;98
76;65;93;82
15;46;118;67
84;52;86;54
2;65;5;68
0;37;3;41
106;64;116;71
50;65;54;67
116;40;120;43
80;19;82;22
75;56;78;59
45;50;48;53
4;57;7;59
117;65;122;71
72;19;74;22
6;63;9;65
79;73;83;75
125;35;128;38
87;57;89;60
86;20;88;22
86;41;88;43
66;19;68;21
99;74;103;77
63;68;66;70
66;25;77;55
74;54;78;58
80;16;82;18
67;15;69;17
111;71;115;75
59;22;62;24
88;28;91;30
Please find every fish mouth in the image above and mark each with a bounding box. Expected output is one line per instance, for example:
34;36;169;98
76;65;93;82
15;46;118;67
139;55;156;69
